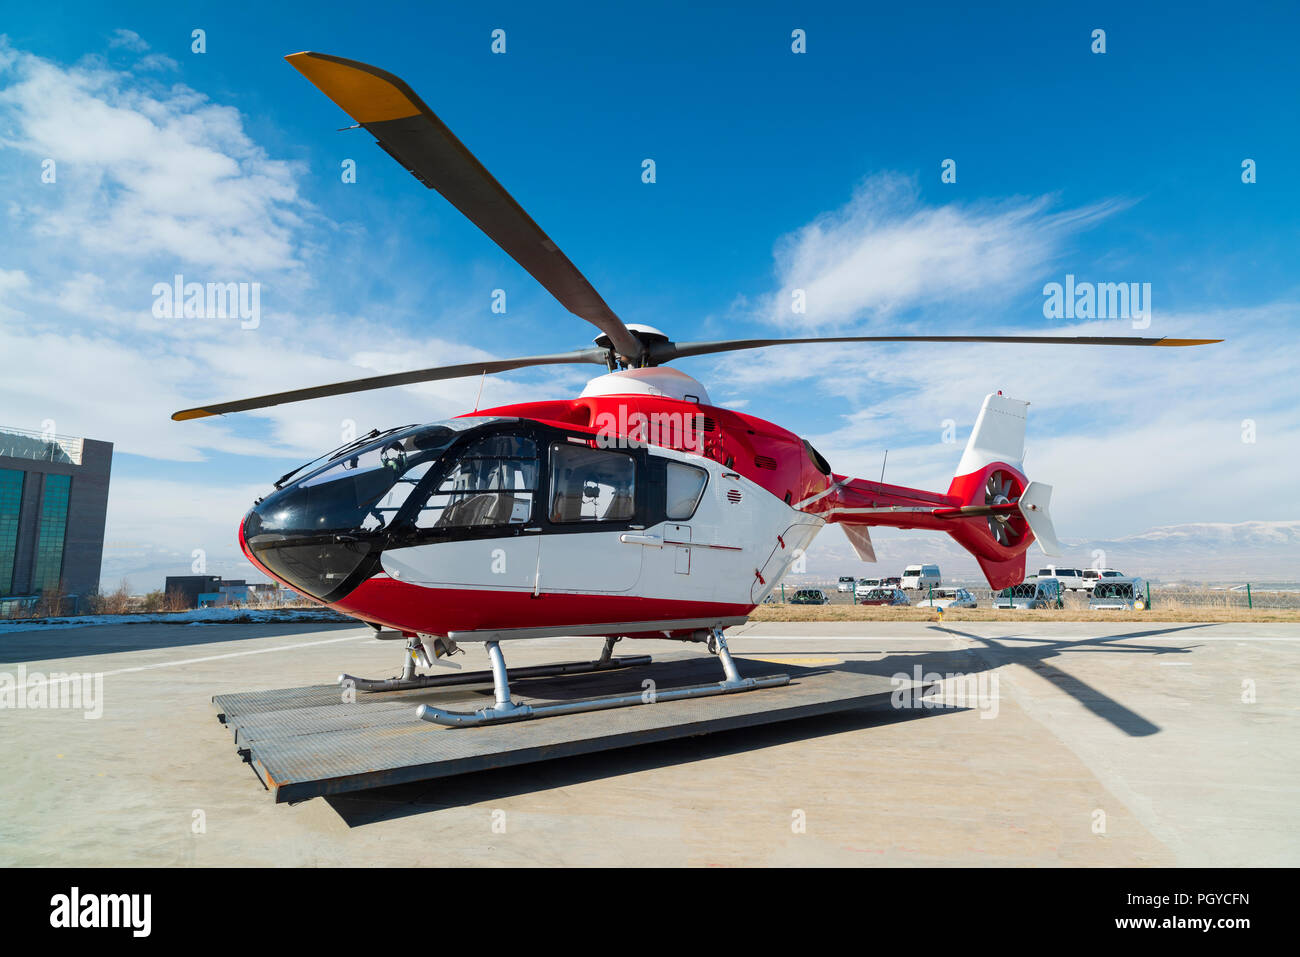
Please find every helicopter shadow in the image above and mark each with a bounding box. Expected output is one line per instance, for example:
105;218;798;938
321;623;1204;827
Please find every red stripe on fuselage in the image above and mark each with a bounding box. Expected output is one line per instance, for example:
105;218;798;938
329;576;754;637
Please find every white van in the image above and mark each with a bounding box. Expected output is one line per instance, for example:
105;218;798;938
900;564;941;591
837;576;857;593
1036;565;1087;592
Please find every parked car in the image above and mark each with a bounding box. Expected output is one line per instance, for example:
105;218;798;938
1089;577;1150;610
854;577;883;599
837;576;857;593
916;587;978;610
995;577;1064;610
1082;567;1126;587
1036;565;1088;592
789;588;830;605
900;563;941;590
882;576;902;588
857;587;910;606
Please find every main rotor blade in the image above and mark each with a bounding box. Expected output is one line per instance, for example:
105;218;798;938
286;51;643;363
171;348;609;421
650;334;1222;363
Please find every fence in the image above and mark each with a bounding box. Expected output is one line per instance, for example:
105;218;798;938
786;581;1300;611
0;426;84;465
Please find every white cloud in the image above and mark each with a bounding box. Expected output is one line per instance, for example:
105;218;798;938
135;53;179;73
0;42;561;465
702;303;1299;539
765;172;1125;329
107;29;149;53
100;476;270;589
0;40;306;273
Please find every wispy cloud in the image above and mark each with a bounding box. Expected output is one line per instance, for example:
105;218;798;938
763;172;1127;329
0;40;564;586
0;38;306;273
0;41;550;465
696;169;1295;543
107;29;149;53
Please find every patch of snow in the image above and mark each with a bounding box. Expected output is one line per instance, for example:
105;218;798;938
0;606;354;634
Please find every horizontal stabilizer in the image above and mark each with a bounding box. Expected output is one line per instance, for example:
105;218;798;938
842;524;876;562
1018;481;1061;556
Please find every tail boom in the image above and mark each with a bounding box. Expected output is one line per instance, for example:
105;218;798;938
800;392;1057;591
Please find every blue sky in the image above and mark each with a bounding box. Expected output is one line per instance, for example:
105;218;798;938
1;1;1297;588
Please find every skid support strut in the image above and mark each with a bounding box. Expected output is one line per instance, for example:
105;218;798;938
415;629;789;728
340;644;652;694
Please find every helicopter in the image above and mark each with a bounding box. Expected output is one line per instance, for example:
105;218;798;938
172;52;1218;727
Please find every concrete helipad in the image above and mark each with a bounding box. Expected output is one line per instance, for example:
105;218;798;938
0;618;1296;866
213;655;904;803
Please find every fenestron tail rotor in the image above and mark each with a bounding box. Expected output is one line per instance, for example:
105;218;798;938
984;469;1025;547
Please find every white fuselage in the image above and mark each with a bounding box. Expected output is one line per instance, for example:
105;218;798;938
378;444;823;608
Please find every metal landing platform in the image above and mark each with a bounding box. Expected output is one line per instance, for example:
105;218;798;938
212;654;903;803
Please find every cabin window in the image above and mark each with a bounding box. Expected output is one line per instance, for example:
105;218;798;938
415;434;538;528
549;443;636;523
665;461;708;519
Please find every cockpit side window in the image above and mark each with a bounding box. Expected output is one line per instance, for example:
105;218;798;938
665;461;708;520
548;443;636;524
415;434;539;528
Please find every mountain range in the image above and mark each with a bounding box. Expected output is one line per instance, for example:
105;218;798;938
799;519;1300;584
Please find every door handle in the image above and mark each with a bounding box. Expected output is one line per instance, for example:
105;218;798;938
619;533;662;547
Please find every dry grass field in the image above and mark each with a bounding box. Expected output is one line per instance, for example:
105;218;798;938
751;604;1300;623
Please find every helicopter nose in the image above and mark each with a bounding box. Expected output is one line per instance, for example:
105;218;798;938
238;513;278;583
240;491;381;602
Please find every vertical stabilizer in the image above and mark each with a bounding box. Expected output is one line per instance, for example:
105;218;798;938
955;393;1027;477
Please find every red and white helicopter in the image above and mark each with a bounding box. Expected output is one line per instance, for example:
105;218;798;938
173;52;1217;727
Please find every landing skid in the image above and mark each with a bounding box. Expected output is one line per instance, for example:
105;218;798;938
340;636;650;693
415;629;788;728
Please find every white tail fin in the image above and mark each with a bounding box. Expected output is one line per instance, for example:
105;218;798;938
955;392;1028;476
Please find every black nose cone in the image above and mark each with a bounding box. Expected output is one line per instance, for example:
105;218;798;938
242;492;380;601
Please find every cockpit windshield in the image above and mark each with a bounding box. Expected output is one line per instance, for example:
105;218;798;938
252;418;499;538
242;417;509;600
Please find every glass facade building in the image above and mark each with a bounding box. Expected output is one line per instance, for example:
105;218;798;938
0;468;24;594
0;427;112;613
31;473;71;594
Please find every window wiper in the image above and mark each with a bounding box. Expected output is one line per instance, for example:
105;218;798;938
272;425;416;489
